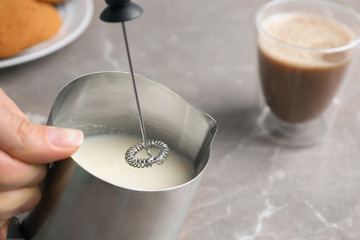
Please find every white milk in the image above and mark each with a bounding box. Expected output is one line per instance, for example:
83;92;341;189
72;134;195;190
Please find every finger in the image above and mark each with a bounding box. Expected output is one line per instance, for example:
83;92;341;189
0;150;47;191
0;219;8;229
0;186;41;221
0;89;27;119
0;220;9;240
0;107;83;164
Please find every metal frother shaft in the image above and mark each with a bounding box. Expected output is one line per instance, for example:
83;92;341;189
100;0;169;168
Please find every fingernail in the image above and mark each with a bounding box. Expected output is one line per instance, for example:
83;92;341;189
47;128;84;149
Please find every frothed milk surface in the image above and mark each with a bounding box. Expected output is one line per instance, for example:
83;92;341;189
259;13;355;67
263;13;354;49
72;134;195;190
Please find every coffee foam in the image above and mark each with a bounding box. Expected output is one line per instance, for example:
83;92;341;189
259;13;355;67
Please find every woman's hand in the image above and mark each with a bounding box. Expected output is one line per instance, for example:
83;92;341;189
0;89;83;240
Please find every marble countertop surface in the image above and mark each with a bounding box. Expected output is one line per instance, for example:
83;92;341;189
1;0;360;239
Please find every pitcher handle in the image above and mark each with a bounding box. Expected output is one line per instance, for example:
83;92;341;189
6;217;25;240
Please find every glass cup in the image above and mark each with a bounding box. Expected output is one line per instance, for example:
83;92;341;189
255;0;360;146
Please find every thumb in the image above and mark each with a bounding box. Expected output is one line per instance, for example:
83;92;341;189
0;107;83;164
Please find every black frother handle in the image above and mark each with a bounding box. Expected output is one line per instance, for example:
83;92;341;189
100;0;143;22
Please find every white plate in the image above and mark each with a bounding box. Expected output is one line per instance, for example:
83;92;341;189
0;0;94;69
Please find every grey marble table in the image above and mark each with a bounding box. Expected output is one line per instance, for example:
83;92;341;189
1;0;360;239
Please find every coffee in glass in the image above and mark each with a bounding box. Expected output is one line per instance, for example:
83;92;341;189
255;0;360;146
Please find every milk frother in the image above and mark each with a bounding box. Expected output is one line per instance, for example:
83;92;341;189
100;0;170;168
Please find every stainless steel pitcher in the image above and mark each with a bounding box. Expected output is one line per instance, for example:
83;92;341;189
17;71;217;240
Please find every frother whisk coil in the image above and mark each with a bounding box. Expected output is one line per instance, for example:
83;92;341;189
125;139;169;168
